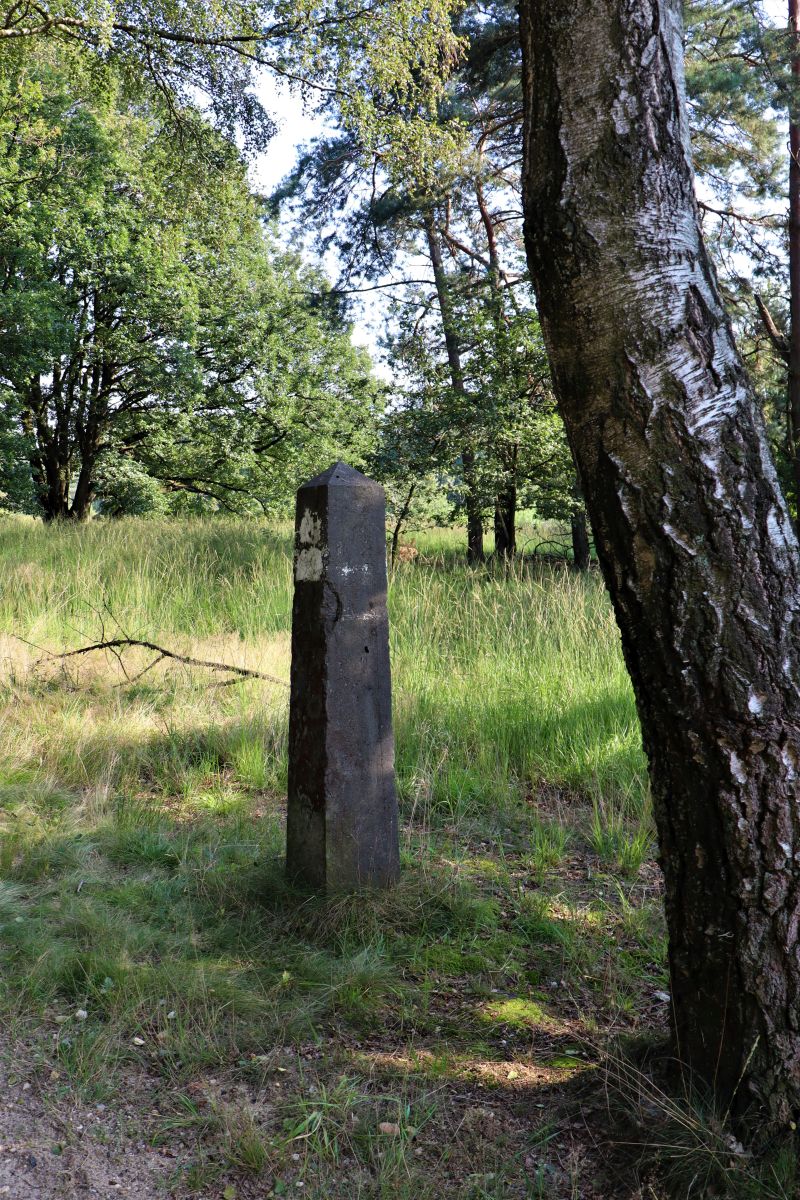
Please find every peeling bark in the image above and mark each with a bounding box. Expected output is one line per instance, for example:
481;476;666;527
521;0;800;1120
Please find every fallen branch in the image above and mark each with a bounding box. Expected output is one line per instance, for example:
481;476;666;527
21;636;289;688
531;539;573;556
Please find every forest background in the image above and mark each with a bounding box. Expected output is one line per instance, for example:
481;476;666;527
0;0;793;565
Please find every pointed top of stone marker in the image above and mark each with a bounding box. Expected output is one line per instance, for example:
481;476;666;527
299;461;381;491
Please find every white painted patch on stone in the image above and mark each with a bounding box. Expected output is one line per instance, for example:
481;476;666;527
296;546;324;581
299;508;322;546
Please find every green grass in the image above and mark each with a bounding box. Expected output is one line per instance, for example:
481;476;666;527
0;515;662;1198
0;515;643;813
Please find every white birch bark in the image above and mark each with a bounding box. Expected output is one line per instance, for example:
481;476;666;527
521;0;800;1119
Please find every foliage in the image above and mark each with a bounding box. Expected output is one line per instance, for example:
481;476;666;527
368;403;453;555
275;0;580;554
93;453;169;517
380;261;574;530
683;2;800;510
0;47;381;518
0;0;465;170
5;0;796;531
686;0;785;209
271;1;800;548
0;405;37;514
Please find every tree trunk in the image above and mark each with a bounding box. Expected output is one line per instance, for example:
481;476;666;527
70;456;95;521
790;0;800;510
41;450;70;521
521;0;800;1121
570;509;590;572
476;176;519;566
22;383;71;520
390;481;417;567
462;445;485;565
424;210;485;564
494;482;517;559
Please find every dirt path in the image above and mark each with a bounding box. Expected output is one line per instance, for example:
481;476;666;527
0;1043;173;1200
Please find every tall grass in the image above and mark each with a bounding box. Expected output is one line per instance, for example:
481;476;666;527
0;516;647;815
0;516;295;641
391;555;645;819
0;516;659;1196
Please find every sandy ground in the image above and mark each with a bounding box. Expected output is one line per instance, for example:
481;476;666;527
0;1043;172;1200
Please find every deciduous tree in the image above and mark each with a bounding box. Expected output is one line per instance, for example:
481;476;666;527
0;50;380;518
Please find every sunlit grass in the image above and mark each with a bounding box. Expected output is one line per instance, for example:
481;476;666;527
0;517;654;1054
0;514;646;812
0;515;658;1197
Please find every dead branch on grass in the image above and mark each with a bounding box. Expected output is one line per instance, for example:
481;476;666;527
12;635;289;688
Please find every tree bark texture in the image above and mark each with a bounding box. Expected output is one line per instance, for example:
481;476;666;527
494;482;517;559
789;0;800;509
570;509;590;573
424;211;485;564
521;0;800;1120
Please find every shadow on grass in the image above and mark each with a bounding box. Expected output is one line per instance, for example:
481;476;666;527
0;647;663;1200
1;669;646;828
0;727;673;1199
0;772;663;1067
263;1044;663;1200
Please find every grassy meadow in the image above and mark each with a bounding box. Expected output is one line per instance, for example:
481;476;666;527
0;515;720;1199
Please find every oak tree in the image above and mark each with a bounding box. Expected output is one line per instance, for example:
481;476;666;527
0;49;380;518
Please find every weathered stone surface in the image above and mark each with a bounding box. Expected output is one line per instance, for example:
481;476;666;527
286;461;399;890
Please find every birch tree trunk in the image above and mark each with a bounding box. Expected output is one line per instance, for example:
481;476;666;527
520;0;800;1120
789;0;800;507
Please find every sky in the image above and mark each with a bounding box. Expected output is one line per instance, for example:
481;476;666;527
764;0;786;23
250;77;326;197
247;1;793;360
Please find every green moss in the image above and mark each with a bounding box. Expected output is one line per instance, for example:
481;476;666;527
482;997;550;1028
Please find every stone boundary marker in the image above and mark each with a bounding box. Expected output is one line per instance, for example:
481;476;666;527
286;461;400;890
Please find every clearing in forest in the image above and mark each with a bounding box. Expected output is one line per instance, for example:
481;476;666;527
0;518;683;1199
